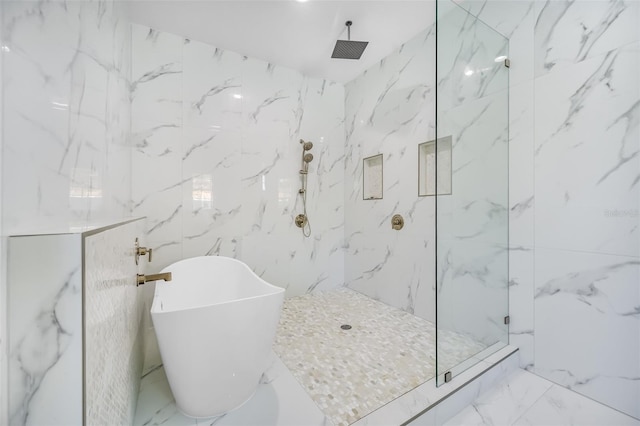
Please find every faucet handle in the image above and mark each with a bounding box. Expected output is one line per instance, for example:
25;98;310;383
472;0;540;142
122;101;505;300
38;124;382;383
135;238;153;265
391;214;404;230
141;247;152;262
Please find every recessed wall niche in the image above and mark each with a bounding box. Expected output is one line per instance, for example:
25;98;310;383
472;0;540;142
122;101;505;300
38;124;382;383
363;154;383;200
419;136;452;196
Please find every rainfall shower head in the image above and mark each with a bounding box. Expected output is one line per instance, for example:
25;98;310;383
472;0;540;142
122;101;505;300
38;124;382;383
303;153;314;163
331;21;368;60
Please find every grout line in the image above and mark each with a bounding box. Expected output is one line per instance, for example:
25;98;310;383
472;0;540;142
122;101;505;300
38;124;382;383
531;47;536;381
532;245;640;259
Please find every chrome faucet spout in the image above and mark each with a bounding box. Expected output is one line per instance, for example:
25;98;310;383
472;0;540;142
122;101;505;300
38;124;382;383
137;272;172;286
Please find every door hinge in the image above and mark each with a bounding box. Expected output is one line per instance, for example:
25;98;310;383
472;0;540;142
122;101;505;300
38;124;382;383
504;58;511;68
444;371;452;383
504;315;510;325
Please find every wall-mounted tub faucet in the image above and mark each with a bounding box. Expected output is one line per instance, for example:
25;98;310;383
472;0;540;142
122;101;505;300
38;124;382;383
137;272;172;286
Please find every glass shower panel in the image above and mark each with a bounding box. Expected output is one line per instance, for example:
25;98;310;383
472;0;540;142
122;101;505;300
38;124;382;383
435;0;509;386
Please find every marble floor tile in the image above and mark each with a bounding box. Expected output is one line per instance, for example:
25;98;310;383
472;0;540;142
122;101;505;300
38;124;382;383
445;368;640;426
514;384;640;426
444;369;553;426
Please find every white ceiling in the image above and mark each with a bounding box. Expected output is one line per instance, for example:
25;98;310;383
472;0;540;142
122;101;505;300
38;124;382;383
127;0;435;83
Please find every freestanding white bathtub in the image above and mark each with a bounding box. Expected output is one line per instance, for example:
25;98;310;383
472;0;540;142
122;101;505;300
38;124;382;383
150;256;285;418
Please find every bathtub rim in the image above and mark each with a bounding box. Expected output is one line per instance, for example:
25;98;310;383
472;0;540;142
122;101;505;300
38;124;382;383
150;255;285;315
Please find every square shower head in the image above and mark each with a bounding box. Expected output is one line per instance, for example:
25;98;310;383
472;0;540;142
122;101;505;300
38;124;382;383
331;40;369;60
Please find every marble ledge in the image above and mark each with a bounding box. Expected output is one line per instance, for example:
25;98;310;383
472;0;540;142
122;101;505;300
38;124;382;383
6;217;145;237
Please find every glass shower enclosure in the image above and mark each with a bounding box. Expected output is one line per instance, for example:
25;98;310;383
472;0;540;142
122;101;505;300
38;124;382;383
435;0;510;385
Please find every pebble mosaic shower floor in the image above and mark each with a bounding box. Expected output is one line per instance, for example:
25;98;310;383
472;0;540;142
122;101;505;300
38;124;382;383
273;288;486;426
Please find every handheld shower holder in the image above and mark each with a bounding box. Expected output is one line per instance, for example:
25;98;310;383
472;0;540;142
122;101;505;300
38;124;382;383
297;139;314;237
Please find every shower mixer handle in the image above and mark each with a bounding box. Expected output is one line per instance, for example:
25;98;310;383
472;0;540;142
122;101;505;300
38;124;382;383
135;237;153;264
391;214;405;231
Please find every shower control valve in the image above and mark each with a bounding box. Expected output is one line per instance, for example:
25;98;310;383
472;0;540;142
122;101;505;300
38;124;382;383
295;214;307;228
391;214;404;231
135;237;153;265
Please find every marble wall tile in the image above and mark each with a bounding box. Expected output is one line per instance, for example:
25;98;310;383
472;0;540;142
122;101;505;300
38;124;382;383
131;25;182;128
1;0;131;233
432;2;511;353
508;81;534;249
182;40;243;131
534;43;639;257
131;24;184;273
531;29;639;417
238;57;304;243
436;4;509;112
436;88;510;346
7;234;82;425
1;1;131;423
131;23;345;303
180;39;244;260
344;26;437;320
534;0;639;78
6;220;149;426
131;123;184;271
238;59;345;295
454;0;535;87
450;0;536;372
534;248;640;418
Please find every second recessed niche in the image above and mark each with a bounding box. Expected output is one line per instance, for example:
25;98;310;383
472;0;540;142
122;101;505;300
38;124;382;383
363;154;383;200
419;136;452;196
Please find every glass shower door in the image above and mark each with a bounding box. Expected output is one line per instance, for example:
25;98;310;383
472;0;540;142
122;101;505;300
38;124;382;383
435;0;510;385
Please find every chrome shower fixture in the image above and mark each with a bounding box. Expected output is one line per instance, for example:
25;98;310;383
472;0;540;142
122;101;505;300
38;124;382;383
304;153;313;163
302;141;313;151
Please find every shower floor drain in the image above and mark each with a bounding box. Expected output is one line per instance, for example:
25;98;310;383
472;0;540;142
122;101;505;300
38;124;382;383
340;324;352;330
